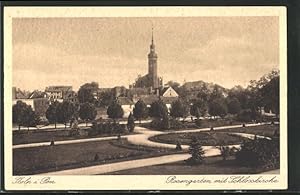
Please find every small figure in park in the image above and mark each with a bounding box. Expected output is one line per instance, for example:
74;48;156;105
94;154;99;161
50;140;55;146
210;127;214;131
254;134;258;140
117;134;121;141
72;118;79;130
176;141;182;150
242;123;246;127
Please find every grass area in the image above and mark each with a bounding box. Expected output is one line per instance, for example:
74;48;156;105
141;119;245;131
13;138;180;175
106;156;276;175
13;128;136;145
149;132;249;146
149;124;278;146
218;124;279;137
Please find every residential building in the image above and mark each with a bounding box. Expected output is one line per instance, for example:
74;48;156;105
45;86;73;102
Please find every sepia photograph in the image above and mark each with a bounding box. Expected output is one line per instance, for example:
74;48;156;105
4;6;287;190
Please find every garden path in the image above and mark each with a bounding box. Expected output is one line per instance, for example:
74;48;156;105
30;123;274;175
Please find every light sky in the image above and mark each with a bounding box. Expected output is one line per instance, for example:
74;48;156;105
12;17;279;91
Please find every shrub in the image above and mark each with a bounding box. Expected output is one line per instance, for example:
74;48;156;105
170;118;186;130
237;109;252;122
162;114;170;130
149;100;168;119
218;146;237;160
127;112;135;132
195;119;202;127
91;121;126;135
94;154;99;161
235;137;279;169
69;129;80;137
150;118;163;130
87;129;99;136
150;117;187;131
186;137;205;165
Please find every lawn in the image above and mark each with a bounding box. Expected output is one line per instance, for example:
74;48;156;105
13;128;136;145
149;132;249;146
13;139;179;175
149;124;278;146
218;124;279;137
141;119;246;131
106;156;275;175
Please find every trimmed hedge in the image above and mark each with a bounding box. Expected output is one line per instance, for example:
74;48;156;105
88;122;126;136
150;118;187;130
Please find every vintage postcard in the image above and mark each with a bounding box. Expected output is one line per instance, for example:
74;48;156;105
4;6;287;190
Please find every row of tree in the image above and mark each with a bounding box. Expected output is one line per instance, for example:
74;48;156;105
166;69;279;120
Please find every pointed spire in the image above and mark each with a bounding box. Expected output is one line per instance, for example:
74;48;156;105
151;25;154;45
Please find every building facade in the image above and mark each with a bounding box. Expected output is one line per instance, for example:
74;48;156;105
45;86;73;102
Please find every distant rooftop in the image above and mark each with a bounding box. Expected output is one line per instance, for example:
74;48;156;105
45;86;73;92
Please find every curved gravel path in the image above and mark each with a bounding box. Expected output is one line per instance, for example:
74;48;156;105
34;123;274;175
126;123;269;150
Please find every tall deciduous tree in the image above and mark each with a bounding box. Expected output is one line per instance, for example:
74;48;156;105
23;108;40;130
208;98;228;118
260;76;279;115
209;85;225;102
170;99;189;120
79;102;97;126
13;101;28;130
99;90;115;107
78;82;99;103
133;99;148;123
196;84;210;102
13;101;39;130
227;97;242;115
46;101;61;129
57;101;76;128
149;100;168;119
107;101;124;122
190;99;207;119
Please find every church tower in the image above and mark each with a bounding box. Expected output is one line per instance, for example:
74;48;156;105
148;27;158;89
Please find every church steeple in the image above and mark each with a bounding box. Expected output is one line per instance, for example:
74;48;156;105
148;26;158;89
151;26;154;45
150;26;155;52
